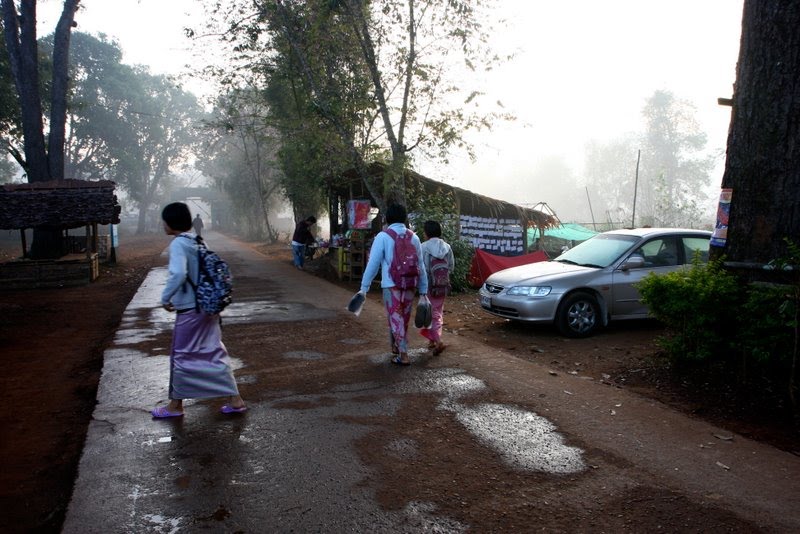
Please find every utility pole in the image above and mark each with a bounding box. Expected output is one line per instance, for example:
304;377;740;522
585;187;597;231
631;149;641;228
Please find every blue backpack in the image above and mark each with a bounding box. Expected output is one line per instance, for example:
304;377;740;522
182;235;233;314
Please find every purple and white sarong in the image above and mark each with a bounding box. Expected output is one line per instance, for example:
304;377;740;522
169;310;240;400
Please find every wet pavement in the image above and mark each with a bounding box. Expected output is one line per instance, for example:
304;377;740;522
63;231;800;532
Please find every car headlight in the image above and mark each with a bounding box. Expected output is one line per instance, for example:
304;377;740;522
506;286;551;297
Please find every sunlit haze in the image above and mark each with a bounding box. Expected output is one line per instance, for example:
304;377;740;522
38;0;744;224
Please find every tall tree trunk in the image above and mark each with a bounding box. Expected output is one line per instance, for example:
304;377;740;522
136;198;149;235
28;227;64;259
2;0;49;181
3;1;81;259
716;1;800;266
47;0;80;180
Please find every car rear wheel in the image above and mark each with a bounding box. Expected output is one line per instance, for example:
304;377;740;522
557;292;600;338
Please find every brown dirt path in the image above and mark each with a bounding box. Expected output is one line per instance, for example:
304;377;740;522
0;234;797;531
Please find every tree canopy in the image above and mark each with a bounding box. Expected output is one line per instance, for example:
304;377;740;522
194;0;508;212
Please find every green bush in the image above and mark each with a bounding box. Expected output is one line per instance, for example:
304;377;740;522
638;256;799;413
638;259;742;362
448;237;475;293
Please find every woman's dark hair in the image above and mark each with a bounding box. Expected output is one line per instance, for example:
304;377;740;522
161;202;192;232
424;220;442;238
385;203;407;225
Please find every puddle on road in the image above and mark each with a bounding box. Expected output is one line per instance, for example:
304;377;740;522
393;367;487;401
339;338;369;345
457;403;584;474
114;327;166;345
367;347;428;365
283;350;328;360
394;368;585;474
403;501;468;532
142;514;181;534
221;300;336;324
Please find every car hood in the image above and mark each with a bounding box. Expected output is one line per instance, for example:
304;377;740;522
485;261;596;287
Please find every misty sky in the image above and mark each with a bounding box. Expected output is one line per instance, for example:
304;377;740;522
38;0;744;224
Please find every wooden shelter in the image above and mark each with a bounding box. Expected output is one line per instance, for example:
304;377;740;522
0;179;121;287
330;162;559;255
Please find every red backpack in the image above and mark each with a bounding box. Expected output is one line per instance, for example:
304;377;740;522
385;228;420;290
428;256;451;297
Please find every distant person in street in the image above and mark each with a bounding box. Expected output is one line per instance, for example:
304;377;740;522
359;203;428;366
192;214;204;237
419;220;454;356
291;215;317;270
151;202;246;418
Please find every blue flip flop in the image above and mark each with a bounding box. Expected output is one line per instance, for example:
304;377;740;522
391;355;411;366
151;406;184;418
220;404;247;414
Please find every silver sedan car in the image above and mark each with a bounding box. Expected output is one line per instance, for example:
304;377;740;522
478;228;711;337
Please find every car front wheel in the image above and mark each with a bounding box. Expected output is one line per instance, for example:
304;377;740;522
556;292;600;338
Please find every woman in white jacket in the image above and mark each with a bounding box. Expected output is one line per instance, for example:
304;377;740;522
419;220;454;355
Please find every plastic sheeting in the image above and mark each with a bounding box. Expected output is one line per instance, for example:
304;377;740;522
467;248;549;288
527;223;597;242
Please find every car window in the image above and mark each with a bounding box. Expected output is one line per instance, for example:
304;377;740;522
556;234;638;268
683;236;710;263
632;237;679;267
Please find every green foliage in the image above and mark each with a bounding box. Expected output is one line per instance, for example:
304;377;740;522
406;182;473;293
198;0;510;208
638;251;799;412
639;258;741;361
739;283;795;364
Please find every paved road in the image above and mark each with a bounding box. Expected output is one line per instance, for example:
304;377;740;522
63;231;800;532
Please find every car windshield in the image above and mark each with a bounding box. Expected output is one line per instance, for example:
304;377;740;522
554;234;639;268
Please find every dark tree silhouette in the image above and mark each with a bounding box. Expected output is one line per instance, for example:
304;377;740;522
2;0;80;258
717;1;800;267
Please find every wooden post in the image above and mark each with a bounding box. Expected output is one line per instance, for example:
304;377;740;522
585;187;597;231
631;149;641;229
92;222;98;254
20;229;27;258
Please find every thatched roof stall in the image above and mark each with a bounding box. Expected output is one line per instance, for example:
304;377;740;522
332;162;559;255
0;179;121;274
0;179;120;230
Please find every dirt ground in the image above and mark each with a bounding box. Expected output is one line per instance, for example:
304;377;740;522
0;233;797;532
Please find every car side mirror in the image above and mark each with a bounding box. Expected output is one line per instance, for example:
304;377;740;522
621;255;645;271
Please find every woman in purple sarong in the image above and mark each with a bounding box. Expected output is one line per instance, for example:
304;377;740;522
151;202;246;418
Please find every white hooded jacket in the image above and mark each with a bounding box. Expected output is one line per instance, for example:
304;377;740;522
420;237;455;284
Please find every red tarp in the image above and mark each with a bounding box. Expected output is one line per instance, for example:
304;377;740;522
467;248;549;288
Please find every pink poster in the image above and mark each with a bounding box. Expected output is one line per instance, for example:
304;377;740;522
348;200;372;229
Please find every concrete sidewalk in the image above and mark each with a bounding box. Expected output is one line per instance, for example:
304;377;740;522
63;231;800;532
